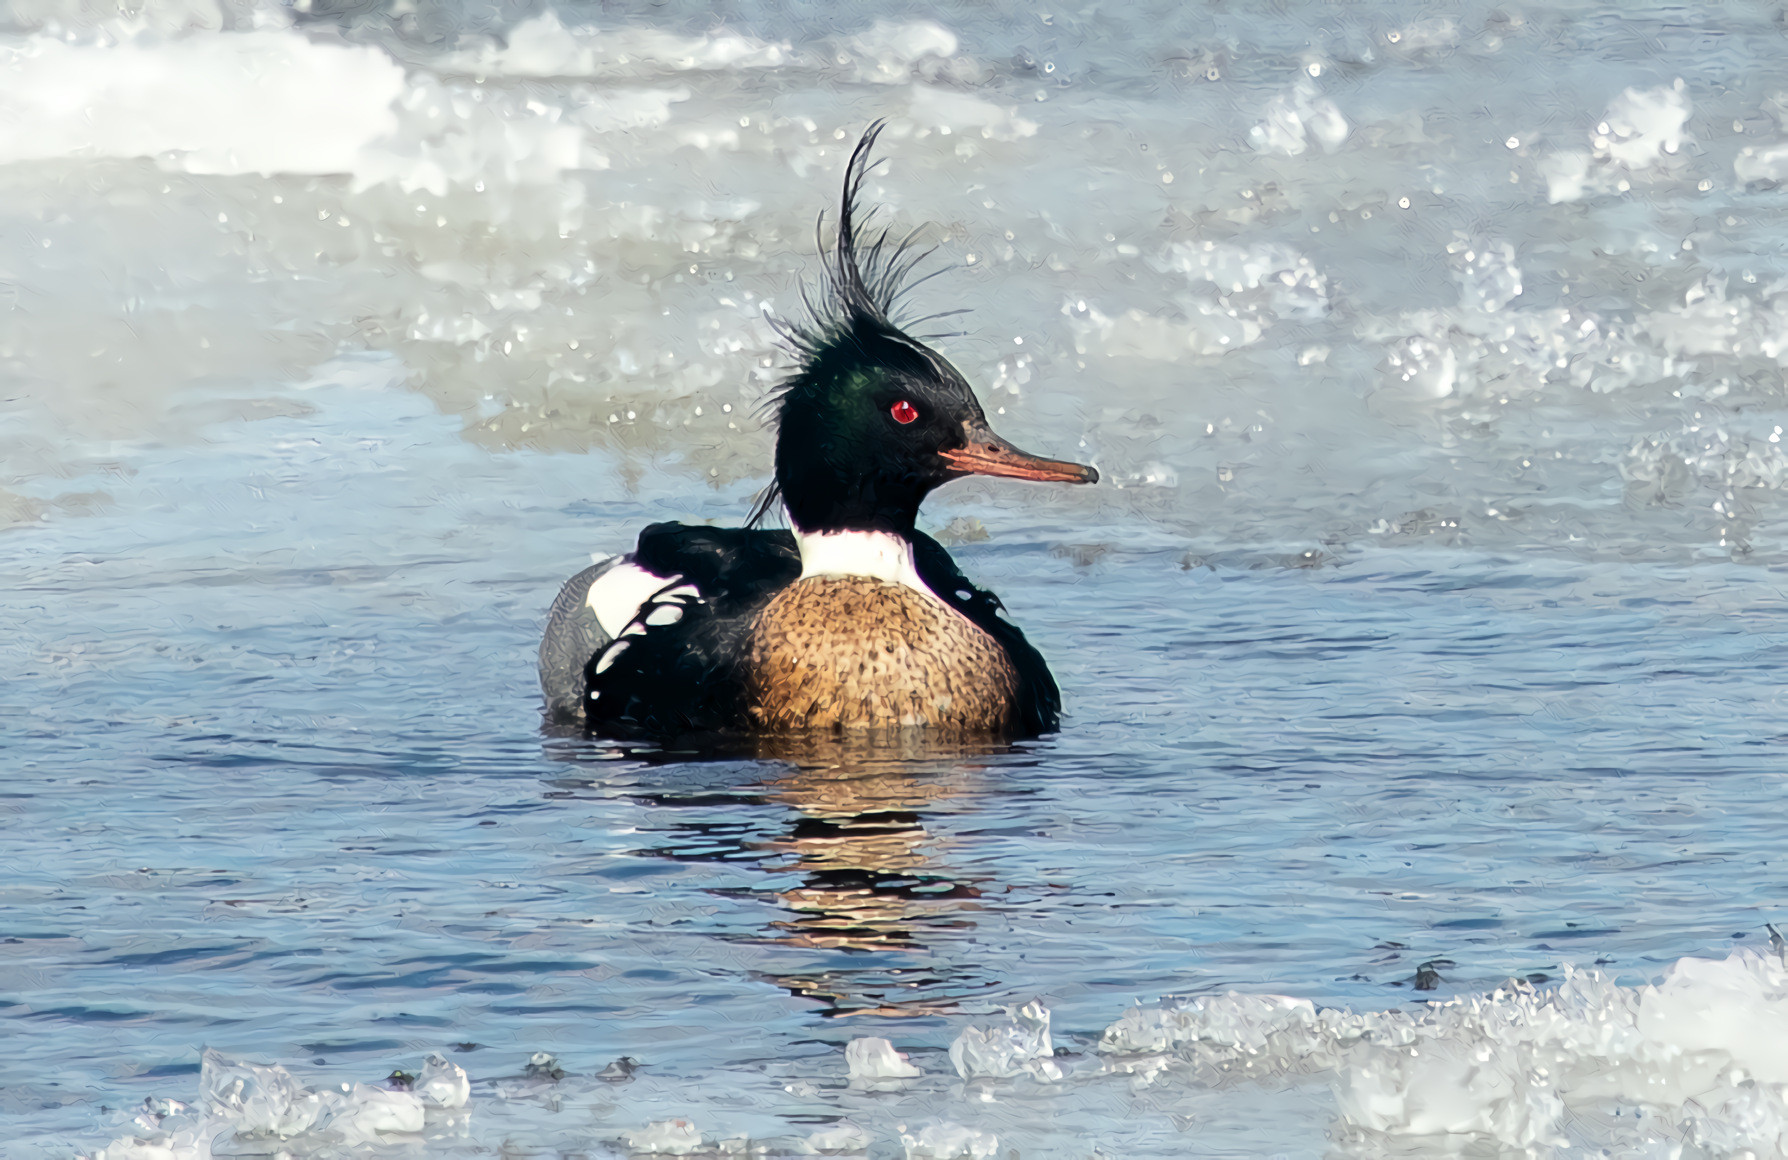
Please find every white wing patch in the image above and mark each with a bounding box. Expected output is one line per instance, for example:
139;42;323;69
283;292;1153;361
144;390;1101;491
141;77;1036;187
587;569;708;691
593;638;629;674
586;560;683;638
644;604;684;627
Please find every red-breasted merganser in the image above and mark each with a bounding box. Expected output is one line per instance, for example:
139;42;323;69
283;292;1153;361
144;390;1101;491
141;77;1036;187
540;124;1097;737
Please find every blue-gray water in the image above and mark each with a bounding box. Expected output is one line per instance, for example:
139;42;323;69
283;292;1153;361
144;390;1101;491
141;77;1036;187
6;1;1788;1156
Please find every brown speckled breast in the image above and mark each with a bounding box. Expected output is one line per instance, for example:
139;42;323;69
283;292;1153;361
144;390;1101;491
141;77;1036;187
744;576;1020;732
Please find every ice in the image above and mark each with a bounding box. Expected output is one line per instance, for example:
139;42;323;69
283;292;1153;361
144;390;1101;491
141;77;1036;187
1100;950;1788;1154
900;1122;999;1160
415;1052;470;1109
948;999;1060;1081
1543;80;1691;203
325;1084;426;1142
440;10;793;79
907;86;1037;142
1385;17;1460;52
1736;141;1788;185
1249;79;1348;156
1157;240;1329;322
804;1121;871;1153
1072;302;1264;360
845;1036;923;1082
1601;81;1693;169
90;1136;211;1160
1448;237;1523;314
0;31;403;174
198;1047;325;1136
118;1051;436;1152
627;1118;704;1154
846;20;960;83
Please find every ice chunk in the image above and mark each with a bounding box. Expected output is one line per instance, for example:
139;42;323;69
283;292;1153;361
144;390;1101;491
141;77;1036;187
1072;304;1264;361
0;31;404;176
907;87;1037;142
948;999;1060;1080
846;20;958;83
1156;241;1329;321
628;1119;704;1154
1602;80;1691;169
415;1051;470;1108
1541;80;1692;202
845;1036;922;1081
440;10;793;78
1099;991;1321;1058
804;1121;872;1153
1448;237;1523;313
1640;951;1788;1082
326;1084;425;1143
900;1122;999;1160
91;1134;211;1160
1100;951;1788;1152
1736;142;1788;185
1540;149;1595;203
198;1047;324;1136
1249;80;1348;156
1385;18;1460;52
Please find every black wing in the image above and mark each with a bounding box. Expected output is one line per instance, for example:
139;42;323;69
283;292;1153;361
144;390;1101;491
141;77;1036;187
583;522;799;737
909;531;1063;736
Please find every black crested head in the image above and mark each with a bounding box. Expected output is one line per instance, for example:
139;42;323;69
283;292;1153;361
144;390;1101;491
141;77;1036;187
755;121;1096;538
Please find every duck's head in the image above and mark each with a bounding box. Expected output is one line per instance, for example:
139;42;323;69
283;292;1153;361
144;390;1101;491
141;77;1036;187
762;123;1097;538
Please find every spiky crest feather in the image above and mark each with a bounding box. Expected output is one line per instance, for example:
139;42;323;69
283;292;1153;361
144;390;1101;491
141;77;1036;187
749;121;952;527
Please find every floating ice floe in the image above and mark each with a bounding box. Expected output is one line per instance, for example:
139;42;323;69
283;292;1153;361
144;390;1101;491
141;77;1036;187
1541;79;1692;203
1098;949;1788;1153
415;1052;471;1108
1447;236;1523;314
627;1118;705;1155
844;20;960;84
900;1121;999;1160
86;1049;464;1159
907;85;1037;142
804;1121;872;1153
949;999;1061;1081
1735;141;1788;185
1157;240;1330;321
0;30;404;175
1249;78;1349;157
1068;239;1327;364
438;10;794;79
846;1036;924;1086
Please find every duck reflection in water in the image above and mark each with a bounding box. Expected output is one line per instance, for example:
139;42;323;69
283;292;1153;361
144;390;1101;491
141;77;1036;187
601;731;1026;1018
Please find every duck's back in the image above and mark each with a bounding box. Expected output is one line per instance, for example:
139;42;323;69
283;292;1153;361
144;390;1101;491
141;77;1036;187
746;575;1019;732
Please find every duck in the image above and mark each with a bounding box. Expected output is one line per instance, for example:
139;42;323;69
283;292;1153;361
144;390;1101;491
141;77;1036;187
539;123;1098;738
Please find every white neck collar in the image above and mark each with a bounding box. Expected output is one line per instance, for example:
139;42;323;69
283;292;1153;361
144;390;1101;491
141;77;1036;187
789;519;938;601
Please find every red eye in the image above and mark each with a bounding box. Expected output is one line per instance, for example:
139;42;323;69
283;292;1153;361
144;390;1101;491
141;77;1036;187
890;399;919;425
